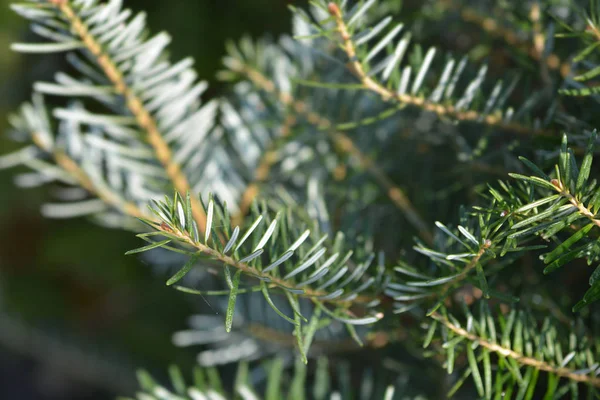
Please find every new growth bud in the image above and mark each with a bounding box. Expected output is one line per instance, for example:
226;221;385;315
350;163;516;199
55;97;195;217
328;2;342;18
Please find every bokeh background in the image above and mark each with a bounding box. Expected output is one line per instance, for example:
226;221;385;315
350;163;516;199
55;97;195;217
0;1;298;398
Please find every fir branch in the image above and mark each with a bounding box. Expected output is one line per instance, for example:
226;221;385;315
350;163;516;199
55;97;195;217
147;212;379;307
552;178;600;228
228;59;434;244
507;133;600;230
47;0;208;233
430;311;600;388
130;193;388;354
7;0;600;397
495;132;600;309
30;132;146;219
327;2;554;136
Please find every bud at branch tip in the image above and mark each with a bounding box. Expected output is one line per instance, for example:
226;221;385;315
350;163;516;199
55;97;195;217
328;2;342;18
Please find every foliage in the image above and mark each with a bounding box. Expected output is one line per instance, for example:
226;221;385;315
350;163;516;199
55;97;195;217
120;358;428;400
6;0;600;398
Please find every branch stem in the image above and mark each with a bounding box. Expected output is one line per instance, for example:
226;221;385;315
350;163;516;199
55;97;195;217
31;133;146;219
430;312;600;387
565;192;600;228
551;179;600;228
159;222;379;307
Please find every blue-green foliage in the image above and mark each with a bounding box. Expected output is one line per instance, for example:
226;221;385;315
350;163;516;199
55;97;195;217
6;0;600;398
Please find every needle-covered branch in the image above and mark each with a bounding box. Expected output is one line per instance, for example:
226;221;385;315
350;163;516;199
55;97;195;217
127;192;387;360
321;1;554;137
11;0;223;233
427;305;600;397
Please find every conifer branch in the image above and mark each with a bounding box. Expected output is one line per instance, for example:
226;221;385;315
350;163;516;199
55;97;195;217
7;0;600;395
228;60;434;244
48;0;208;233
30;132;146;219
327;2;555;136
150;217;380;308
430;311;600;387
552;178;600;228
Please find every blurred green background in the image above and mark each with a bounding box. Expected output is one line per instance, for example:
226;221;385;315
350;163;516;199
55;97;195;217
0;1;298;398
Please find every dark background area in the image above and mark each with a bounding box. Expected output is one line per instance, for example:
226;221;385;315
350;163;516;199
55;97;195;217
0;1;298;398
